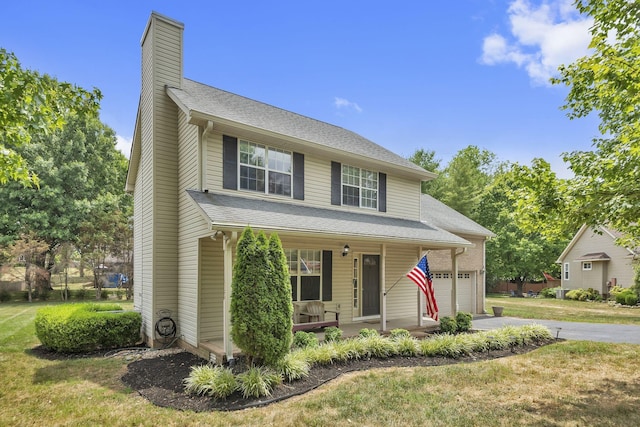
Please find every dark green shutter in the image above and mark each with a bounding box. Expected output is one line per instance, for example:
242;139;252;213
331;161;341;206
378;172;387;212
293;152;304;200
222;135;237;190
322;250;333;301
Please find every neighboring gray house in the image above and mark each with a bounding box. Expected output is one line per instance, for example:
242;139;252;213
126;13;485;361
557;224;638;295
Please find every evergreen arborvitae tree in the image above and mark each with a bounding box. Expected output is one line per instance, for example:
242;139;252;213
266;232;293;362
230;227;293;366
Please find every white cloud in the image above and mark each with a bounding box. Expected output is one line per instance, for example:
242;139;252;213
334;97;362;113
480;0;592;85
116;134;132;159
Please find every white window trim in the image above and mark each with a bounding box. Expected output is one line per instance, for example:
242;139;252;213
286;249;323;302
238;139;293;197
564;263;570;280
582;262;592;271
341;164;379;210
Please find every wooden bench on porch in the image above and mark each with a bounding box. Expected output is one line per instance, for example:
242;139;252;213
292;301;339;332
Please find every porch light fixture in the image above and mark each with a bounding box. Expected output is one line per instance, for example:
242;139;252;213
342;244;350;257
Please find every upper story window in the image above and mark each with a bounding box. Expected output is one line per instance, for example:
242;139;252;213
342;165;378;209
239;140;292;197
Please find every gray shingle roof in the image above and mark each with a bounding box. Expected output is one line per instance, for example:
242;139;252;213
420;194;494;238
167;79;432;177
187;190;471;247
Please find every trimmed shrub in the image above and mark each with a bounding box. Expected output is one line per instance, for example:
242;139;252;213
389;328;411;339
34;303;141;352
231;227;293;366
358;328;379;338
292;331;318;349
455;312;472;332
566;288;601;301
439;316;457;334
539;286;559;298
615;289;638;305
624;293;638;306
323;326;343;343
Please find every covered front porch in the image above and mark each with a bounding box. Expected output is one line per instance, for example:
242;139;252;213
199;316;441;364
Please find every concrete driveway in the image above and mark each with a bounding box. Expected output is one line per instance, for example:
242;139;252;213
472;315;640;344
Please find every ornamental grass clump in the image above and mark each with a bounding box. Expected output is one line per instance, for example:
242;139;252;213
394;335;420;357
237;366;282;399
359;334;397;359
183;365;238;399
277;350;311;382
323;326;343;343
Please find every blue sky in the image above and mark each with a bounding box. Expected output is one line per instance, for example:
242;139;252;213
2;0;599;177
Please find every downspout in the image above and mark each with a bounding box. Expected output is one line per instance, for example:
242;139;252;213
451;247;467;316
200;121;213;191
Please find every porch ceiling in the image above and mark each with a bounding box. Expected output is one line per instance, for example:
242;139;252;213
187;190;471;248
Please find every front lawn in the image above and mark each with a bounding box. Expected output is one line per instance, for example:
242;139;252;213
2;301;640;426
486;293;640;325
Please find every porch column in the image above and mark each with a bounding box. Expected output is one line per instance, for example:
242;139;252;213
381;244;387;331
223;231;236;362
451;248;459;316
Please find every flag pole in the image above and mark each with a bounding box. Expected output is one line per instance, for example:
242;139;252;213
383;252;428;296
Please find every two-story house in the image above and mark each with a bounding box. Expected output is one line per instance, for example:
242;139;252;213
126;13;483;362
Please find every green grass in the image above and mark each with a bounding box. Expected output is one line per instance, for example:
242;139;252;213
487;293;640;325
2;301;640;426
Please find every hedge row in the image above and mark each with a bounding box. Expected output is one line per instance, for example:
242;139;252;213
35;303;141;352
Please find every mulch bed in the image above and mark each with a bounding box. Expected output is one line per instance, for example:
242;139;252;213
122;342;550;412
30;340;552;412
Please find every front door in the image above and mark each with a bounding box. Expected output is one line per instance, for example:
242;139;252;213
362;255;380;316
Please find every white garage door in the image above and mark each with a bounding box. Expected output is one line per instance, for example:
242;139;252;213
432;272;474;317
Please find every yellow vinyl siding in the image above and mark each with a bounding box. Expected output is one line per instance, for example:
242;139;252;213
199;238;225;340
385;176;421;220
203;131;423;219
177;112;203;346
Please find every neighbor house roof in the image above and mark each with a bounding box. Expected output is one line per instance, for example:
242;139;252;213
166;79;436;180
187;190;472;248
575;252;611;261
419;194;494;238
556;224;637;263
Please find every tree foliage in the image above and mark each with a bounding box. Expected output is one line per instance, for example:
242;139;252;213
0;49;101;186
552;0;640;247
476;163;567;294
230;227;292;366
414;145;498;221
407;148;441;194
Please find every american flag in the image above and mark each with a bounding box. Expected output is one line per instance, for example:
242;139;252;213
406;255;439;321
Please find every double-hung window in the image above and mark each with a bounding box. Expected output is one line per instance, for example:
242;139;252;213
286;249;322;301
342;165;378;209
239;140;292;197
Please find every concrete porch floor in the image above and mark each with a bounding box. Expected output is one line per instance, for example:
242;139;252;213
199;316;441;364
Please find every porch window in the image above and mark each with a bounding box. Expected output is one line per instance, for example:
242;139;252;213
342;164;378;209
239;139;292;197
582;262;592;271
286;249;322;301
